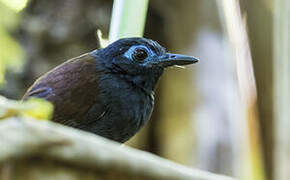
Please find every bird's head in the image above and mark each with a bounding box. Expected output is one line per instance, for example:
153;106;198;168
93;37;199;92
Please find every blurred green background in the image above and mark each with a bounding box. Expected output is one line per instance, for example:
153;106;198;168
0;0;286;180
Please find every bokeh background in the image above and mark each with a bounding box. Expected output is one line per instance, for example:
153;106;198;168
0;0;285;180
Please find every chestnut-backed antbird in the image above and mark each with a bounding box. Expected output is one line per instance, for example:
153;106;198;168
23;37;199;143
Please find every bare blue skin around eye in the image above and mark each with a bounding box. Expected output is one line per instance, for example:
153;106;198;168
123;45;157;66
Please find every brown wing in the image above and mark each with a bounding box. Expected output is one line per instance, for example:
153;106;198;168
23;53;103;127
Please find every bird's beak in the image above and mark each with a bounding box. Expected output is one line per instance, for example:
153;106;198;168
157;53;199;67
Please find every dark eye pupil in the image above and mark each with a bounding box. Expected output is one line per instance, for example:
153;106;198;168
133;48;148;61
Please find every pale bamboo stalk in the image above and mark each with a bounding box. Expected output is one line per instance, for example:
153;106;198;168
274;0;290;179
216;0;266;180
109;0;149;42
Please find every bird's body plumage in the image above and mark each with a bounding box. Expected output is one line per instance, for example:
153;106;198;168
23;38;198;142
23;52;154;142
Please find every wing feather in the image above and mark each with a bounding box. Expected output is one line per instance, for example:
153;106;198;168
23;53;104;127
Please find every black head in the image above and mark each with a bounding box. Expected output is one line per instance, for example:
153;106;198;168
92;37;199;92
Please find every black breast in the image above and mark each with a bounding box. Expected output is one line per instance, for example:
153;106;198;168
83;73;154;143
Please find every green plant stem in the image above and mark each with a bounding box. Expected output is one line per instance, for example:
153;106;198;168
109;0;149;43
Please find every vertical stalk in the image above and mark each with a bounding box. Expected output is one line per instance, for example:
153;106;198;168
274;0;290;180
216;0;266;180
109;0;149;42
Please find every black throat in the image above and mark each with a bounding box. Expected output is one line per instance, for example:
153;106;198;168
118;71;162;95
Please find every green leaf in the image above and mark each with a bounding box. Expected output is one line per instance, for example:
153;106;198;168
0;96;54;120
0;0;28;12
0;24;24;85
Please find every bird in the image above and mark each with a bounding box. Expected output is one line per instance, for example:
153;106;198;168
23;37;199;143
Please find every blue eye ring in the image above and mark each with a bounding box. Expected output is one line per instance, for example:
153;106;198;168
132;48;148;62
124;45;154;63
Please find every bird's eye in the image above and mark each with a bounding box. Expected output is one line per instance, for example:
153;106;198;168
132;48;148;62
